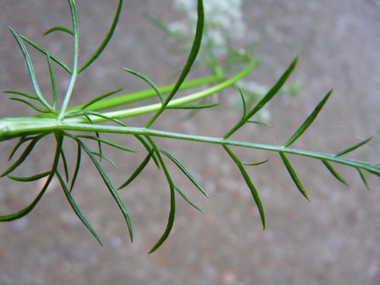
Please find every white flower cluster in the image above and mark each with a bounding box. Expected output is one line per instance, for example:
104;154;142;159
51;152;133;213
168;0;246;56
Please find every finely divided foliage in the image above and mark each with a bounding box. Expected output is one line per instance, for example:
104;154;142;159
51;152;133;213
0;0;379;253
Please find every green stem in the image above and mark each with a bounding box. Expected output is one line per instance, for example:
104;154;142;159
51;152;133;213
33;73;224;118
58;0;79;121
1;119;378;175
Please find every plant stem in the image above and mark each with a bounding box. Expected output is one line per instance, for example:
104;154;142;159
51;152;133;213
1;119;378;175
58;0;79;121
33;73;224;118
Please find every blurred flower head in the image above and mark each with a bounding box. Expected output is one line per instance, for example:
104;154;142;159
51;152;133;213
169;0;246;56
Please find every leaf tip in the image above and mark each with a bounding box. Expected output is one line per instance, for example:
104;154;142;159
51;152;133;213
293;56;299;65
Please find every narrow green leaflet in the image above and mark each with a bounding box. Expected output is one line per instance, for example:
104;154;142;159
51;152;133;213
8;136;31;161
8;28;54;112
78;0;123;73
7;171;51;182
19;35;72;74
9;98;50;113
90;152;119;169
46;53;58;109
223;145;265;229
166;103;221;109
336;137;372;157
279;152;311;202
247;120;272;127
122;68;164;104
69;110;128;127
70;141;81;192
284;89;332;147
75;135;135;152
81;88;125;110
174;186;205;214
137;135;160;169
55;133;69;182
66;134;133;242
1;134;46;177
145;0;204;128
149;184;175;254
82;113;102;161
158;148;208;197
55;171;103;246
4;91;37;100
43;26;74;36
238;86;247;118
322;160;349;186
357;168;370;191
60;148;69;182
0;135;63;221
224;57;298;139
0;170;54;221
241;159;269;166
118;150;153;190
149;151;176;254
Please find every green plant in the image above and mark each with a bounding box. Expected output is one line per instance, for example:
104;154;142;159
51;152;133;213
0;0;378;254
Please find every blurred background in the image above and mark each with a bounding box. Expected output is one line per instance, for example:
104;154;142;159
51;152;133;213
0;0;380;284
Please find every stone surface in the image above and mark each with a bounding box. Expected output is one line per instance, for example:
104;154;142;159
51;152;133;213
0;0;379;284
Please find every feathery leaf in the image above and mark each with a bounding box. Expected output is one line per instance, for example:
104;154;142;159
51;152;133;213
241;159;269;166
166;103;220;109
223;145;265;229
357;168;370;191
336;137;372;157
46;53;58;109
56;171;103;245
122;68;164;104
145;0;204;128
81;88;125;110
43;26;74;36
78;0;123;72
0;135;63;221
4;91;37;100
70;141;82;192
149;151;176;254
322;160;349;186
19;34;72;74
279;152;310;201
224;56;298;139
1;134;46;177
118;150;153;190
174;186;205;214
159;148;208;198
284;89;332;147
9;98;50;113
66;134;133;242
7;171;51;182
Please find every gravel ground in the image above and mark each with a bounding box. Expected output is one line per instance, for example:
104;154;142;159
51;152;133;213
0;0;380;284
